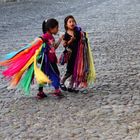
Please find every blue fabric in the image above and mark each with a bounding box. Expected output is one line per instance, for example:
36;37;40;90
1;44;30;61
42;44;60;89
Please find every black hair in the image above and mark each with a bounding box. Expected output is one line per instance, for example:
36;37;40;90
42;18;58;34
64;15;77;30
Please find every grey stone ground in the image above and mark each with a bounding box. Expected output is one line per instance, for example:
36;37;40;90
0;0;140;139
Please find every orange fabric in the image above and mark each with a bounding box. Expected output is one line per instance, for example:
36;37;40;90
0;38;43;66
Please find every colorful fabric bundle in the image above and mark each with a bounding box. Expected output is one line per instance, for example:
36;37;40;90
72;32;96;88
0;36;60;94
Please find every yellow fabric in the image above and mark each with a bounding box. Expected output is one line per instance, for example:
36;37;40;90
34;48;51;84
11;46;51;86
86;33;96;83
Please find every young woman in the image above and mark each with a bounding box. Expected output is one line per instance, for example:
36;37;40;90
60;15;96;93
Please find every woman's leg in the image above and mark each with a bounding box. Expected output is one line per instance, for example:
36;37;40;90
61;72;71;84
38;86;43;92
37;85;47;99
50;63;65;97
50;63;61;90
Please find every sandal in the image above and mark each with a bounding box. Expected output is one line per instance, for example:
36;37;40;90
36;91;47;99
67;88;79;93
53;91;65;99
73;89;79;93
67;88;74;92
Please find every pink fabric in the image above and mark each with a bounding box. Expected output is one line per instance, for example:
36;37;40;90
2;40;42;77
42;33;55;46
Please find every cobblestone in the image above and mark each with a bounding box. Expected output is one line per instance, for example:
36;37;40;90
0;0;140;140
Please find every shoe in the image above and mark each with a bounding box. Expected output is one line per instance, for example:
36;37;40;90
36;91;47;99
80;89;88;94
67;88;73;92
67;88;79;93
52;91;65;99
60;83;67;91
73;89;79;93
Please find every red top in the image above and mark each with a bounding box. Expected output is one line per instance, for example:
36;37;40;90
42;33;57;63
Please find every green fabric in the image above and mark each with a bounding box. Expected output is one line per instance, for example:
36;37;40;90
18;64;34;95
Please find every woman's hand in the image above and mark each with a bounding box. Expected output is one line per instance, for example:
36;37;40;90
66;35;75;46
54;35;65;49
58;35;64;43
61;34;65;40
70;36;76;41
63;40;67;47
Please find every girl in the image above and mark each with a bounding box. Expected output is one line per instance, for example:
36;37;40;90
37;19;64;99
60;15;96;92
0;18;64;99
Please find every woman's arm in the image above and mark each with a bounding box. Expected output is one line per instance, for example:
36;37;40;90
63;36;75;47
67;36;75;45
53;35;64;49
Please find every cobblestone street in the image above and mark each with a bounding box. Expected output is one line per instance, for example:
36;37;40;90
0;0;140;139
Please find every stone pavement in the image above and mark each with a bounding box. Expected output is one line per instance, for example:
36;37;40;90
0;0;140;139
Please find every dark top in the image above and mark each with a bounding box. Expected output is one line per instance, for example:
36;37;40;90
63;28;81;75
63;29;81;51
